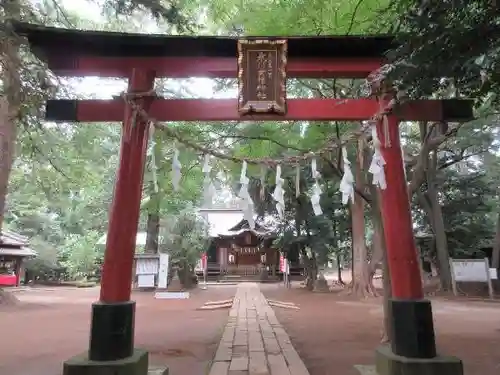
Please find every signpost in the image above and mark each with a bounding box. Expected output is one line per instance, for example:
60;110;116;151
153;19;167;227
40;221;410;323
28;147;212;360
157;253;169;289
449;258;496;299
201;252;208;290
279;253;290;288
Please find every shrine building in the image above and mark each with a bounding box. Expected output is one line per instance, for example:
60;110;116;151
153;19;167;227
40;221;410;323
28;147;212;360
199;208;280;281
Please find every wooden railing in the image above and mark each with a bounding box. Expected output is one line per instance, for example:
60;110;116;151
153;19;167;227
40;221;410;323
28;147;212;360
221;264;264;276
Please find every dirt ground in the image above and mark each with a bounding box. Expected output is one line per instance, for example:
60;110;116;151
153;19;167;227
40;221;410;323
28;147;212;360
261;284;500;375
0;285;236;375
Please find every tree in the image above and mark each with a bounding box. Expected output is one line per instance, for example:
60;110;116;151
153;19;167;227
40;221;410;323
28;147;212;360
158;208;210;288
384;0;500;105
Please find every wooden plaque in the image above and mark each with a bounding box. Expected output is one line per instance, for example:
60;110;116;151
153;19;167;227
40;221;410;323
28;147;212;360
237;39;287;115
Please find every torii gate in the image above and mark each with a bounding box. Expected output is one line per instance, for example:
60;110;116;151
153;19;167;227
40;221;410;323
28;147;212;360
16;23;468;375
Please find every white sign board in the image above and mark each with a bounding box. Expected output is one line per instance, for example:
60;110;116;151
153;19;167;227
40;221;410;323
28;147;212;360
490;268;498;280
449;258;494;299
137;274;155;288
157;253;169;289
451;260;488;282
135;258;159;275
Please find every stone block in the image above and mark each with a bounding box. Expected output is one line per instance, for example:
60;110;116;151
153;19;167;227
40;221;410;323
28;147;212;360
63;349;151;375
249;334;265;352
215;343;232;362
375;345;463;375
230;357;249;372
267;354;290;375
264;338;281;355
222;327;235;343
209;361;230;375
232;345;249;358
147;367;168;375
234;333;248;346
249;352;269;375
282;349;309;375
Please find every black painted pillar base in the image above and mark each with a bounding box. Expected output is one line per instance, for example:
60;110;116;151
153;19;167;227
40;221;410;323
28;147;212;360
89;301;135;361
388;298;436;358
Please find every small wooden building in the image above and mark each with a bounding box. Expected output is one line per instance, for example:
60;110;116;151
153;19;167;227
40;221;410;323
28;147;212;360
0;230;37;287
199;208;278;279
216;219;277;276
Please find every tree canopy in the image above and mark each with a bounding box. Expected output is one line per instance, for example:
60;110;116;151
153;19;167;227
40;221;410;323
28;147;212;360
0;0;498;294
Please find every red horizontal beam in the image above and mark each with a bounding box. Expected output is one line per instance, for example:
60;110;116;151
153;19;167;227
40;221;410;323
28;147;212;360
46;56;384;78
46;98;472;123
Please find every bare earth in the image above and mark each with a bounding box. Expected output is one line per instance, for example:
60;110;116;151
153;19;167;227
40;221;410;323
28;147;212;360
1;284;499;375
0;286;236;375
261;284;500;375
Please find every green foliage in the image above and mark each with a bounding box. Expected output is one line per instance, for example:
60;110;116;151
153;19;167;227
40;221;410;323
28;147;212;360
159;208;210;268
384;0;500;105
60;232;101;278
101;0;197;32
3;0;500;286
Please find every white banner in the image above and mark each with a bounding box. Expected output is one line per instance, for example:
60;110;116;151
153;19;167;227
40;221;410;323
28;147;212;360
135;258;159;275
158;253;169;289
450;258;494;299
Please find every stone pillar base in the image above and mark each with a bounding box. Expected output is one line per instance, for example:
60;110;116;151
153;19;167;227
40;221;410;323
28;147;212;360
375;345;463;375
63;349;168;375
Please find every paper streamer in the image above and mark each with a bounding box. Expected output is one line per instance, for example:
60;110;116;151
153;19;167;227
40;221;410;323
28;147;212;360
295;165;300;198
149;122;159;193
339;147;355;205
271;165;285;219
171;147;182;191
311;182;323;216
238;161;255;229
259;165;267;200
310;158;323;215
202;154;215;206
368;125;387;190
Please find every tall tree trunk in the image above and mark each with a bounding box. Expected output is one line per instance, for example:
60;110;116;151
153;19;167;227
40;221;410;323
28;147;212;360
0;2;21;233
369;186;392;342
492;211;500;269
350;139;374;296
337;253;344;285
144;136;163;253
426;151;453;291
0;1;21;303
145;188;160;254
303;218;318;290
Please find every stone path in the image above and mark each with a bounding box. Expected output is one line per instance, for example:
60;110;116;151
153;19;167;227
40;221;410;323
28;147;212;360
209;283;310;375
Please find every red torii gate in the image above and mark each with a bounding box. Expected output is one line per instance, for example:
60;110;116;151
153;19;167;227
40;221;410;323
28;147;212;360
16;23;468;375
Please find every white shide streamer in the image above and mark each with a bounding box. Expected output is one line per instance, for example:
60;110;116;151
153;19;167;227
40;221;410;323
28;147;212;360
368;125;387;190
271;165;285;219
171;147;182;191
148;122;159;193
202;154;216;206
339;147;355;205
238;161;256;229
310;158;323;216
295;165;300;198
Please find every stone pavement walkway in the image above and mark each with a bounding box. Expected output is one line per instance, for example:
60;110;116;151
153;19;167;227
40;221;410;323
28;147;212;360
209;283;310;375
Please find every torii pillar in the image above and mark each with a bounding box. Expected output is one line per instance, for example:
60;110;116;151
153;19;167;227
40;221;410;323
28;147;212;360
372;90;463;375
63;69;166;375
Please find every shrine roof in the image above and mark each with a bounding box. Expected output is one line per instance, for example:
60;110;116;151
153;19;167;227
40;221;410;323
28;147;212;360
199;208;276;238
1;230;28;247
0;230;37;258
13;22;396;59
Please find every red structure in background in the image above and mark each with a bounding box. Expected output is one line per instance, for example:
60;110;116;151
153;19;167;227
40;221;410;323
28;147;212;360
15;22;471;375
0;230;37;287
